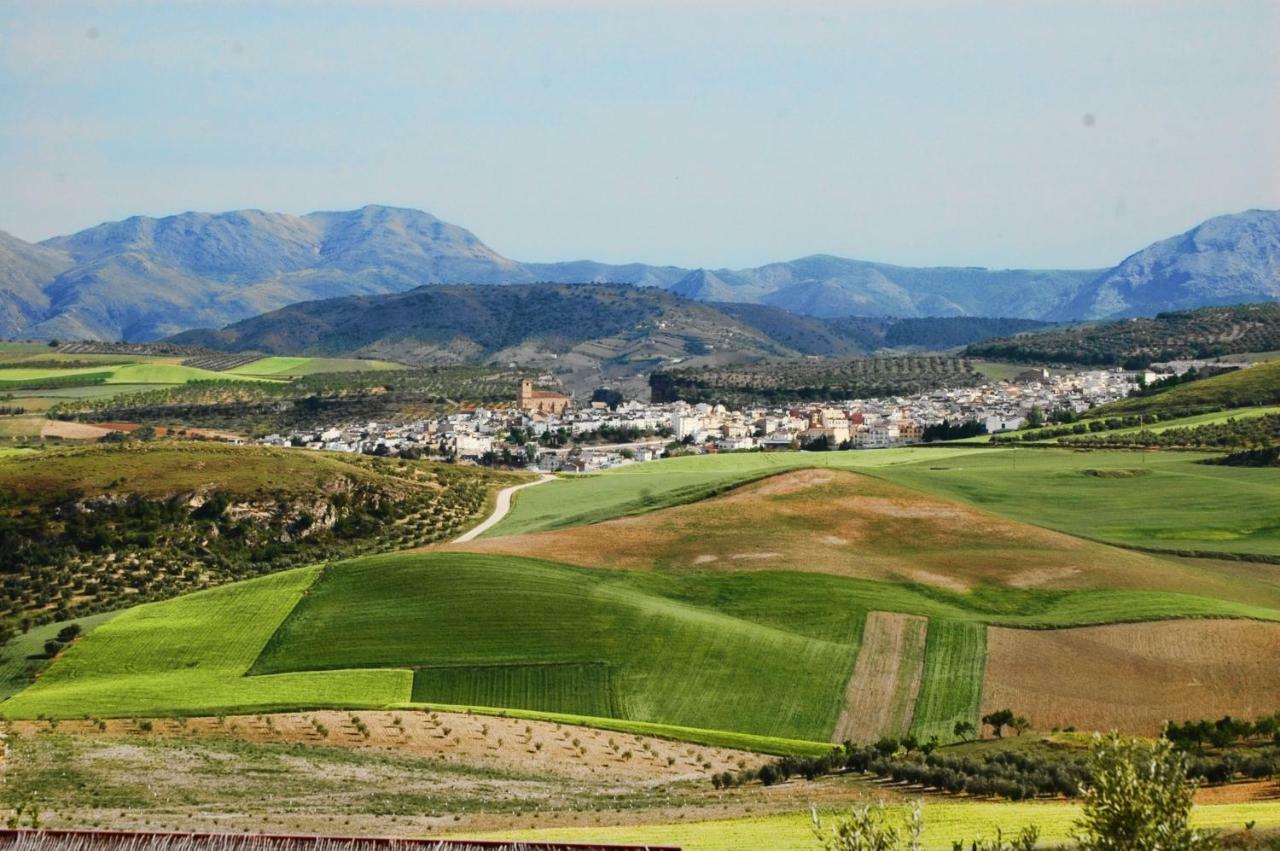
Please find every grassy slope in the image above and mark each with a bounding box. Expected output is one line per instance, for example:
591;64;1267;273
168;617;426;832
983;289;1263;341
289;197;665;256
0;611;119;700
492;447;1280;558
478;801;1280;851
253;554;861;741
1064;404;1280;439
865;449;1280;557
1095;359;1280;416
12;549;1277;734
0;442;403;500
0;567;409;719
486;446;991;537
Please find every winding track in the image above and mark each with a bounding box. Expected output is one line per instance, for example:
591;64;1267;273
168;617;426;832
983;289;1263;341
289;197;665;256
454;474;556;542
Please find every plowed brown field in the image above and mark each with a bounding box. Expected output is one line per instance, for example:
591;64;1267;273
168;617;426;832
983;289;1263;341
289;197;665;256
981;619;1280;734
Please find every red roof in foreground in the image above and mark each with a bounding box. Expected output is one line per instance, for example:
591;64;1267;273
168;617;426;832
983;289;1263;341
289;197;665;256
0;830;679;851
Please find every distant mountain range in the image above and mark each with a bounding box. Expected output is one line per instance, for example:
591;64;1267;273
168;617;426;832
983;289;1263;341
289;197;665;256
168;284;1048;395
1;205;1277;342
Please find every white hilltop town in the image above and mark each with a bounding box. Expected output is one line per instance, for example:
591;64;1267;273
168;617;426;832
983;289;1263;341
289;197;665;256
253;360;1242;472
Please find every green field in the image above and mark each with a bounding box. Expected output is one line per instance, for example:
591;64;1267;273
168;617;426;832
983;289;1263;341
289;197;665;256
478;801;1280;850
229;356;404;376
1073;405;1280;437
0;567;410;719
491;446;1280;558
909;620;986;744
0;611;119;700
410;662;619;717
8;549;1278;740
486;446;990;537
865;449;1280;557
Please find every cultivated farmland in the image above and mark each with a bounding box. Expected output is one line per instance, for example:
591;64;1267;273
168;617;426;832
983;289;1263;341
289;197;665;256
981;619;1280;734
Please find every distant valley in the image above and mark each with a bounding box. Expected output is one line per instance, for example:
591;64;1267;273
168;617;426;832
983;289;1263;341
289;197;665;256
1;205;1277;342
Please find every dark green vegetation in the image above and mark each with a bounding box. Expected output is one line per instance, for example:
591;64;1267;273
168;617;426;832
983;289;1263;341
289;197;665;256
410;663;620;718
722;726;1280;803
0;442;514;625
1062;413;1280;451
968;303;1280;367
649;356;982;406
44;367;528;436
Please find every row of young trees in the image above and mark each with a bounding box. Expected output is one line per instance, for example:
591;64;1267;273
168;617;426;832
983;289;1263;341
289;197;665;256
813;734;1226;850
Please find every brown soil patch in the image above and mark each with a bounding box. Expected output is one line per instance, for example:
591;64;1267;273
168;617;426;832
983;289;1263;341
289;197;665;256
834;612;928;742
450;469;1254;599
982;619;1280;735
14;708;765;785
1193;779;1280;804
40;420;118;439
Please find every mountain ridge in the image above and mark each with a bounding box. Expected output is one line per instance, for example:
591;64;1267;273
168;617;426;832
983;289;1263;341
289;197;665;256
1;205;1277;341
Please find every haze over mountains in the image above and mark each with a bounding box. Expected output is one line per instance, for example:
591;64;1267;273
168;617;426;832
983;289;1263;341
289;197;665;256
1;205;1277;342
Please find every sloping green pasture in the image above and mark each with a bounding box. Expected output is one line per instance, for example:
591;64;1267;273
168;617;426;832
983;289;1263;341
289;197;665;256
492;446;1280;558
0;567;409;719
9;551;1278;745
867;448;1280;557
486;446;991;536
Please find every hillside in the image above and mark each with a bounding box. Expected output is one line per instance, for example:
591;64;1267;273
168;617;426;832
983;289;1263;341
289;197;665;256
1089;358;1280;418
7;453;1280;751
966;302;1280;366
649;356;982;406
0;442;516;624
166;284;1042;395
2;206;1277;341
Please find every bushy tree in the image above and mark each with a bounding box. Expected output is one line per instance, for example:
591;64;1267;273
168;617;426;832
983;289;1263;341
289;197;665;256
1074;733;1218;851
811;801;923;851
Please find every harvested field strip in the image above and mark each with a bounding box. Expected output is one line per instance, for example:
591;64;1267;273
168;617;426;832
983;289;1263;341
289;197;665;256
910;620;986;744
411;663;619;718
834;612;927;742
981;619;1280;735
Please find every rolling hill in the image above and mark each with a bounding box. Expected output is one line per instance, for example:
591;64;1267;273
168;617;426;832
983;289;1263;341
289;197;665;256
966;302;1280;366
7;449;1280;751
166;284;1046;394
1;206;1276;341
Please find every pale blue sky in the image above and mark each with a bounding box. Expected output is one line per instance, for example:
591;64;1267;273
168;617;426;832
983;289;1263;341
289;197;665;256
1;0;1277;269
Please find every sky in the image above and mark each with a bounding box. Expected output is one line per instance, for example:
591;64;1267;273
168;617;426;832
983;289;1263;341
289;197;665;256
1;0;1277;270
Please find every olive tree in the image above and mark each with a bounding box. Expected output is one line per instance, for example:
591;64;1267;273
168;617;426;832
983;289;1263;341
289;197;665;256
1074;733;1217;851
